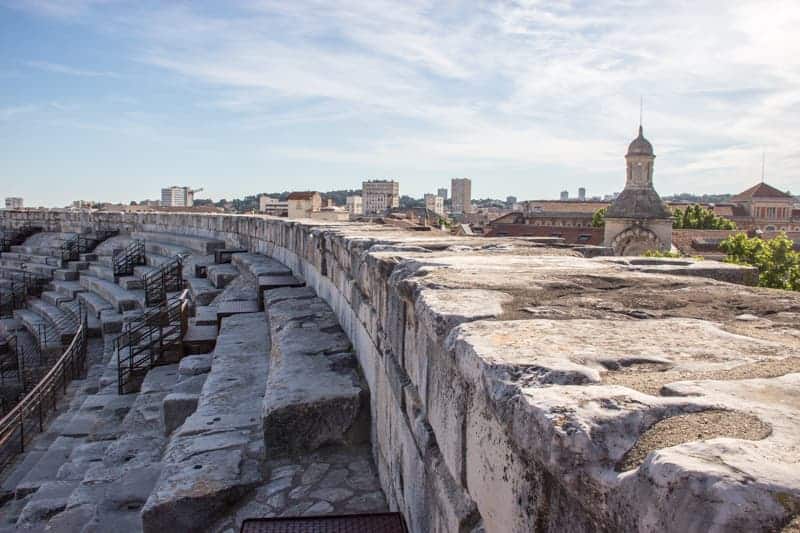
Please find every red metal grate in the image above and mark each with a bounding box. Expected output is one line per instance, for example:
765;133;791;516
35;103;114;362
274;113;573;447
241;513;408;533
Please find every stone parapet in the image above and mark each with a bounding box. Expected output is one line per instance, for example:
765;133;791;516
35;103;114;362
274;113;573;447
2;210;798;533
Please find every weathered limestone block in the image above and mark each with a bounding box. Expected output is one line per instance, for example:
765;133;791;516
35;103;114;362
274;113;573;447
142;312;269;533
162;393;199;436
263;288;369;454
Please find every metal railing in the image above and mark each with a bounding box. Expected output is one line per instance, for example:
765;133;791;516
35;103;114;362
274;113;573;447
58;235;79;263
0;268;48;296
116;291;188;394
0;335;23;391
77;229;118;254
113;239;145;279
144;255;184;307
0;281;27;318
0;305;87;475
0;225;41;254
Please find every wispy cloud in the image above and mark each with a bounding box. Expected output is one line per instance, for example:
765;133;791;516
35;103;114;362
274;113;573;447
4;0;800;199
24;60;119;78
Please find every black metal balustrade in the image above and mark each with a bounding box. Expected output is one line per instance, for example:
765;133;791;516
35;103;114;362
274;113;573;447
77;229;119;254
112;239;146;279
0;225;42;254
116;291;188;394
144;255;184;307
0;304;87;475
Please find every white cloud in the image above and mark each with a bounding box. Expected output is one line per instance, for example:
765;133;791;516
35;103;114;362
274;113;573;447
6;0;800;198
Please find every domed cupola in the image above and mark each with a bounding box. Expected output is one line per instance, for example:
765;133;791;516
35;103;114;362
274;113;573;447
627;125;654;156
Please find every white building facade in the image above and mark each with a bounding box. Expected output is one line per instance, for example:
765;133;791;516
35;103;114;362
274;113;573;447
362;180;400;215
161;186;194;207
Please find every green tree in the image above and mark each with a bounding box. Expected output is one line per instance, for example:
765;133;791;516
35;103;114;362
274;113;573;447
720;232;800;291
672;204;735;230
592;207;607;228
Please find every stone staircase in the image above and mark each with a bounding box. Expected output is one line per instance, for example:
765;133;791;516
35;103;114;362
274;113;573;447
0;247;388;532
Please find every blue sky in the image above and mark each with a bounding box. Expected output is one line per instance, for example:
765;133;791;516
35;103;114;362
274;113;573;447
1;0;798;207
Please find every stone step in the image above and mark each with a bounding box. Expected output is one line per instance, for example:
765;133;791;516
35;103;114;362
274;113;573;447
182;324;217;355
231;253;291;278
0;259;57;278
77;291;114;318
88;264;116;282
206;263;239;289
118;276;144;290
134;265;158;278
79;276;144;312
79;253;98;262
96;255;114;268
146;253;174;268
192;306;218;326
51;280;85;299
15;436;86;496
142;312;269;532
53;268;79;281
0;252;61;267
142;240;190;259
216;299;260;327
45;365;179;531
41;290;70;306
67;260;89;272
27;298;76;343
131;231;225;255
262;287;368;454
13;308;61;350
257;274;304;310
184;277;221;306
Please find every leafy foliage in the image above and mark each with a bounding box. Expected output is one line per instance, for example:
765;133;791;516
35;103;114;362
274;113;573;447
643;250;683;258
592;204;736;230
672;204;736;230
591;207;607;228
720;232;800;291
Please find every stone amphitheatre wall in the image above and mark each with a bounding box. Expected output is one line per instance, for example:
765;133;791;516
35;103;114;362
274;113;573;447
2;210;798;533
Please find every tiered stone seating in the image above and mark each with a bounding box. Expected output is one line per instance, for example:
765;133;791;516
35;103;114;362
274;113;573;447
26;298;77;344
131;231;225;255
79;276;144;312
12;308;61;352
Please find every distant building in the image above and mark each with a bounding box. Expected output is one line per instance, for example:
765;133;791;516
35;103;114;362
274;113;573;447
258;195;288;217
311;206;350;222
362;179;400;215
451;178;472;213
560;190;569;201
437;188;448;200
287;191;322;219
4;197;23;209
161;186;195;207
603;125;672;255
728;182;799;232
424;193;444;215
578;187;586;201
506;196;517;206
346;195;363;215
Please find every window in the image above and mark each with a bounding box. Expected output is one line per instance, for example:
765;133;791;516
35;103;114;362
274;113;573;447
577;235;591;243
767;207;776;218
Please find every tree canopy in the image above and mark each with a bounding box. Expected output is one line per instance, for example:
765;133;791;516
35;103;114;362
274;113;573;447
592;204;736;230
720;232;800;291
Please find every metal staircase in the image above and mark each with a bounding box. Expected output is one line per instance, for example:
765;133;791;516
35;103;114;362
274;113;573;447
112;239;145;278
116;292;188;394
0;269;48;297
144;255;184;307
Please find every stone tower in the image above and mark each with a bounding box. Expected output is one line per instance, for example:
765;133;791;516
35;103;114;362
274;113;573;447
603;125;673;255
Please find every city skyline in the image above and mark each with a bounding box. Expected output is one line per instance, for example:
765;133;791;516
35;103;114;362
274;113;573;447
2;1;799;207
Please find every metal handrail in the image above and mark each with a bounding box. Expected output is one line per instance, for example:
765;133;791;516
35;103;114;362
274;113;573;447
113;239;145;278
144;255;184;307
0;307;87;472
117;290;188;394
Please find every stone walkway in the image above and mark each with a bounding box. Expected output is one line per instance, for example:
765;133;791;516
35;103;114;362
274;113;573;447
212;446;386;532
